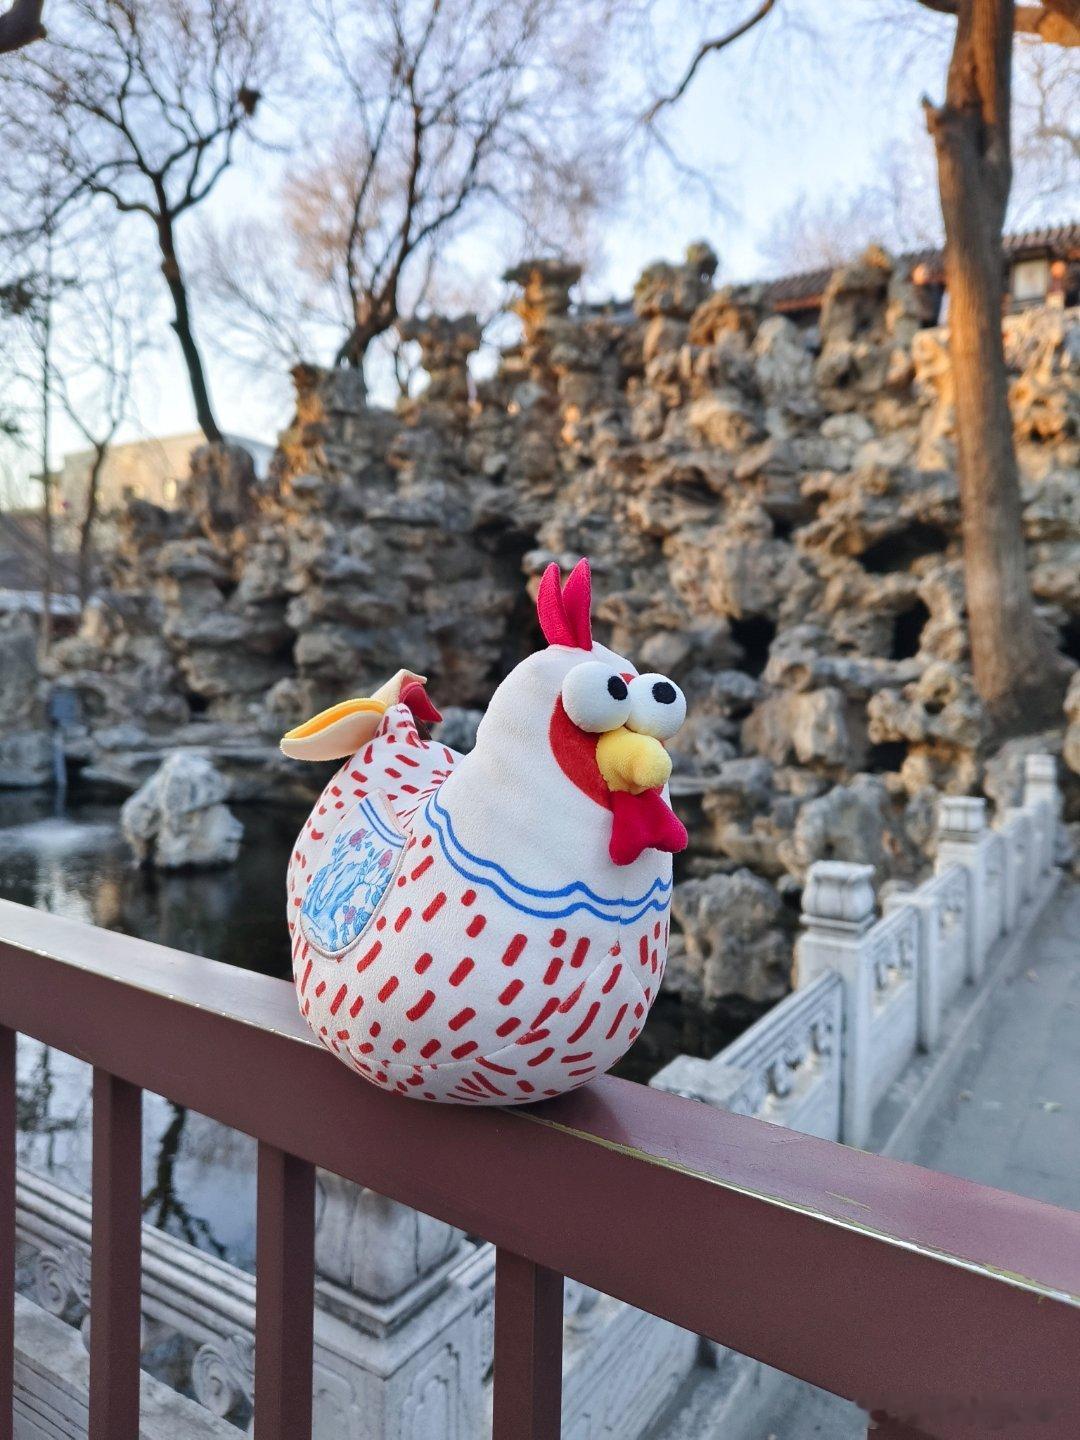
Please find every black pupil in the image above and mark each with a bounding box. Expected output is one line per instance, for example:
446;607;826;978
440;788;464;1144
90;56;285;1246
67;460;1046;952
652;681;676;704
607;675;628;701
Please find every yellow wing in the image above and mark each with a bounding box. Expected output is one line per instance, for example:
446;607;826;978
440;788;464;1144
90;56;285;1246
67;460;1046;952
280;669;427;762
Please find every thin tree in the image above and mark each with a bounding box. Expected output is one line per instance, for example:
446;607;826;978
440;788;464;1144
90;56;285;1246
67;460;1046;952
918;0;1077;731
0;222;64;649
2;0;280;443
38;219;55;650
648;0;1080;735
1014;36;1080;203
201;0;620;387
324;0;617;373
50;248;146;607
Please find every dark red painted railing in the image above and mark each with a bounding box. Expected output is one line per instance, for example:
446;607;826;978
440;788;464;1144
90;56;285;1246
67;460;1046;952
2;896;1080;1440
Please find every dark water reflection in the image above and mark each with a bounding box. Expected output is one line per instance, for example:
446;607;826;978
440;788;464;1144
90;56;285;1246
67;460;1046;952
0;789;304;1271
0;790;301;975
1;789;761;1269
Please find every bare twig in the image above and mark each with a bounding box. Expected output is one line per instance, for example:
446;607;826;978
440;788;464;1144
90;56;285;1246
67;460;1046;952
643;0;777;123
1;0;280;441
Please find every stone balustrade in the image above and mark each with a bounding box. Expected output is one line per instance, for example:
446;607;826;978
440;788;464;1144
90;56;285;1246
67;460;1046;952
645;754;1062;1438
12;757;1064;1440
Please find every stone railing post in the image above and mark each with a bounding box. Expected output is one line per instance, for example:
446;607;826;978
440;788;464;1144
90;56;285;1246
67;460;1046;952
651;1056;751;1109
884;888;941;1054
999;812;1025;933
935;796;987;984
309;1174;483;1438
1022;753;1059;874
1004;808;1038;903
795;861;877;1149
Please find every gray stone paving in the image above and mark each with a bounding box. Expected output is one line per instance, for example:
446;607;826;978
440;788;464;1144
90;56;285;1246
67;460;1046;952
736;881;1078;1440
903;881;1080;1212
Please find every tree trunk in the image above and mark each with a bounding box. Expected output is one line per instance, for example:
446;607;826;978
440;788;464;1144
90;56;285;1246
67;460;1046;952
334;315;381;376
0;0;45;54
926;0;1068;735
76;440;107;610
155;207;224;445
38;229;54;654
334;286;398;377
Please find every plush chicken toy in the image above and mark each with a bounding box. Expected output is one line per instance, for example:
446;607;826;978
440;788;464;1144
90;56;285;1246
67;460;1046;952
281;559;687;1104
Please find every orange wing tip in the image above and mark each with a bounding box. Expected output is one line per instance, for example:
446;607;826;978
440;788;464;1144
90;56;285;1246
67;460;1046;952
280;698;386;762
279;670;432;762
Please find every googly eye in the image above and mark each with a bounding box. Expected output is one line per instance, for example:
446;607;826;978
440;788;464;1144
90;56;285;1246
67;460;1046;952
561;661;632;733
626;673;686;741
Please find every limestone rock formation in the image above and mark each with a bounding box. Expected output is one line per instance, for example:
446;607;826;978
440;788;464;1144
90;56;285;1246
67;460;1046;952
121;752;243;869
0;615;52;787
1065;673;1080;780
32;243;1080;1001
666;868;792;1004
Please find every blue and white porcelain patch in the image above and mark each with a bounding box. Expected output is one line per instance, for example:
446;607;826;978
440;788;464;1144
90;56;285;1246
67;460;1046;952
300;796;404;955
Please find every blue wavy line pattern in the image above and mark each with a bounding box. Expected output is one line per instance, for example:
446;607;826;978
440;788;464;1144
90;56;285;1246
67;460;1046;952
424;791;671;923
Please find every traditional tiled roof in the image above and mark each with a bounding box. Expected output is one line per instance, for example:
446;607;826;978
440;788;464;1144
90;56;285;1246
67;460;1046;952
762;221;1080;312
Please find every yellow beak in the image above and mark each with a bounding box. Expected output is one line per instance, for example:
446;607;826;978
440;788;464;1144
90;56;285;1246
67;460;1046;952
595;727;672;795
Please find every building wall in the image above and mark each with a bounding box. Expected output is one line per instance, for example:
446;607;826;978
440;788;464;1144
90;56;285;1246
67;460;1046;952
54;432;272;543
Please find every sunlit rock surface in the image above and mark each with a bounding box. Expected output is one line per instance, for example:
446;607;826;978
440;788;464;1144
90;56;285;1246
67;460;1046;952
121;752;243;869
32;246;1080;993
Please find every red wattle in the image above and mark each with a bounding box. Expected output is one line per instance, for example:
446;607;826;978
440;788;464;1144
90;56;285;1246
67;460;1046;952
608;788;688;867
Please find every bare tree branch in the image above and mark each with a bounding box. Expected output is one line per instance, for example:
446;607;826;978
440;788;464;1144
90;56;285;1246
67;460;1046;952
0;0;280;442
206;0;621;380
920;0;1080;41
643;0;777;122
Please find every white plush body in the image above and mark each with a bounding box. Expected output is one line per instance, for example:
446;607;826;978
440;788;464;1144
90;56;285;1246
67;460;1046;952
287;642;671;1104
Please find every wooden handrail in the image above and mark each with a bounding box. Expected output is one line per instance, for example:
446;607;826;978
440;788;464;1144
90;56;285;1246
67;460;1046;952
2;898;1080;1438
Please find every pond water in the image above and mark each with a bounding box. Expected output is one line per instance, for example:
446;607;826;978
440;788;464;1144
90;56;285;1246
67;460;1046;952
2;789;762;1271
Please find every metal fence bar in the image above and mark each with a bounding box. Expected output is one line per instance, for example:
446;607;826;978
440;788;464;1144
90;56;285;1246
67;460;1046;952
255;1142;315;1440
89;1069;143;1440
492;1248;564;1440
0;1027;14;1440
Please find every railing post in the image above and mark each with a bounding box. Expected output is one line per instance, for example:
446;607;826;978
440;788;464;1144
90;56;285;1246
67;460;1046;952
650;1055;751;1108
1;1027;13;1440
1023;805;1042;895
981;832;1006;949
795;862;877;1149
869;1416;935;1438
935;796;987;983
89;1069;143;1440
1004;808;1036;908
255;1143;315;1440
1023;753;1059;874
884;890;940;1053
492;1249;564;1440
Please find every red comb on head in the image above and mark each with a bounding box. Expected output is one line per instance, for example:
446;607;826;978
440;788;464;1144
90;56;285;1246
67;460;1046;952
536;558;593;650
